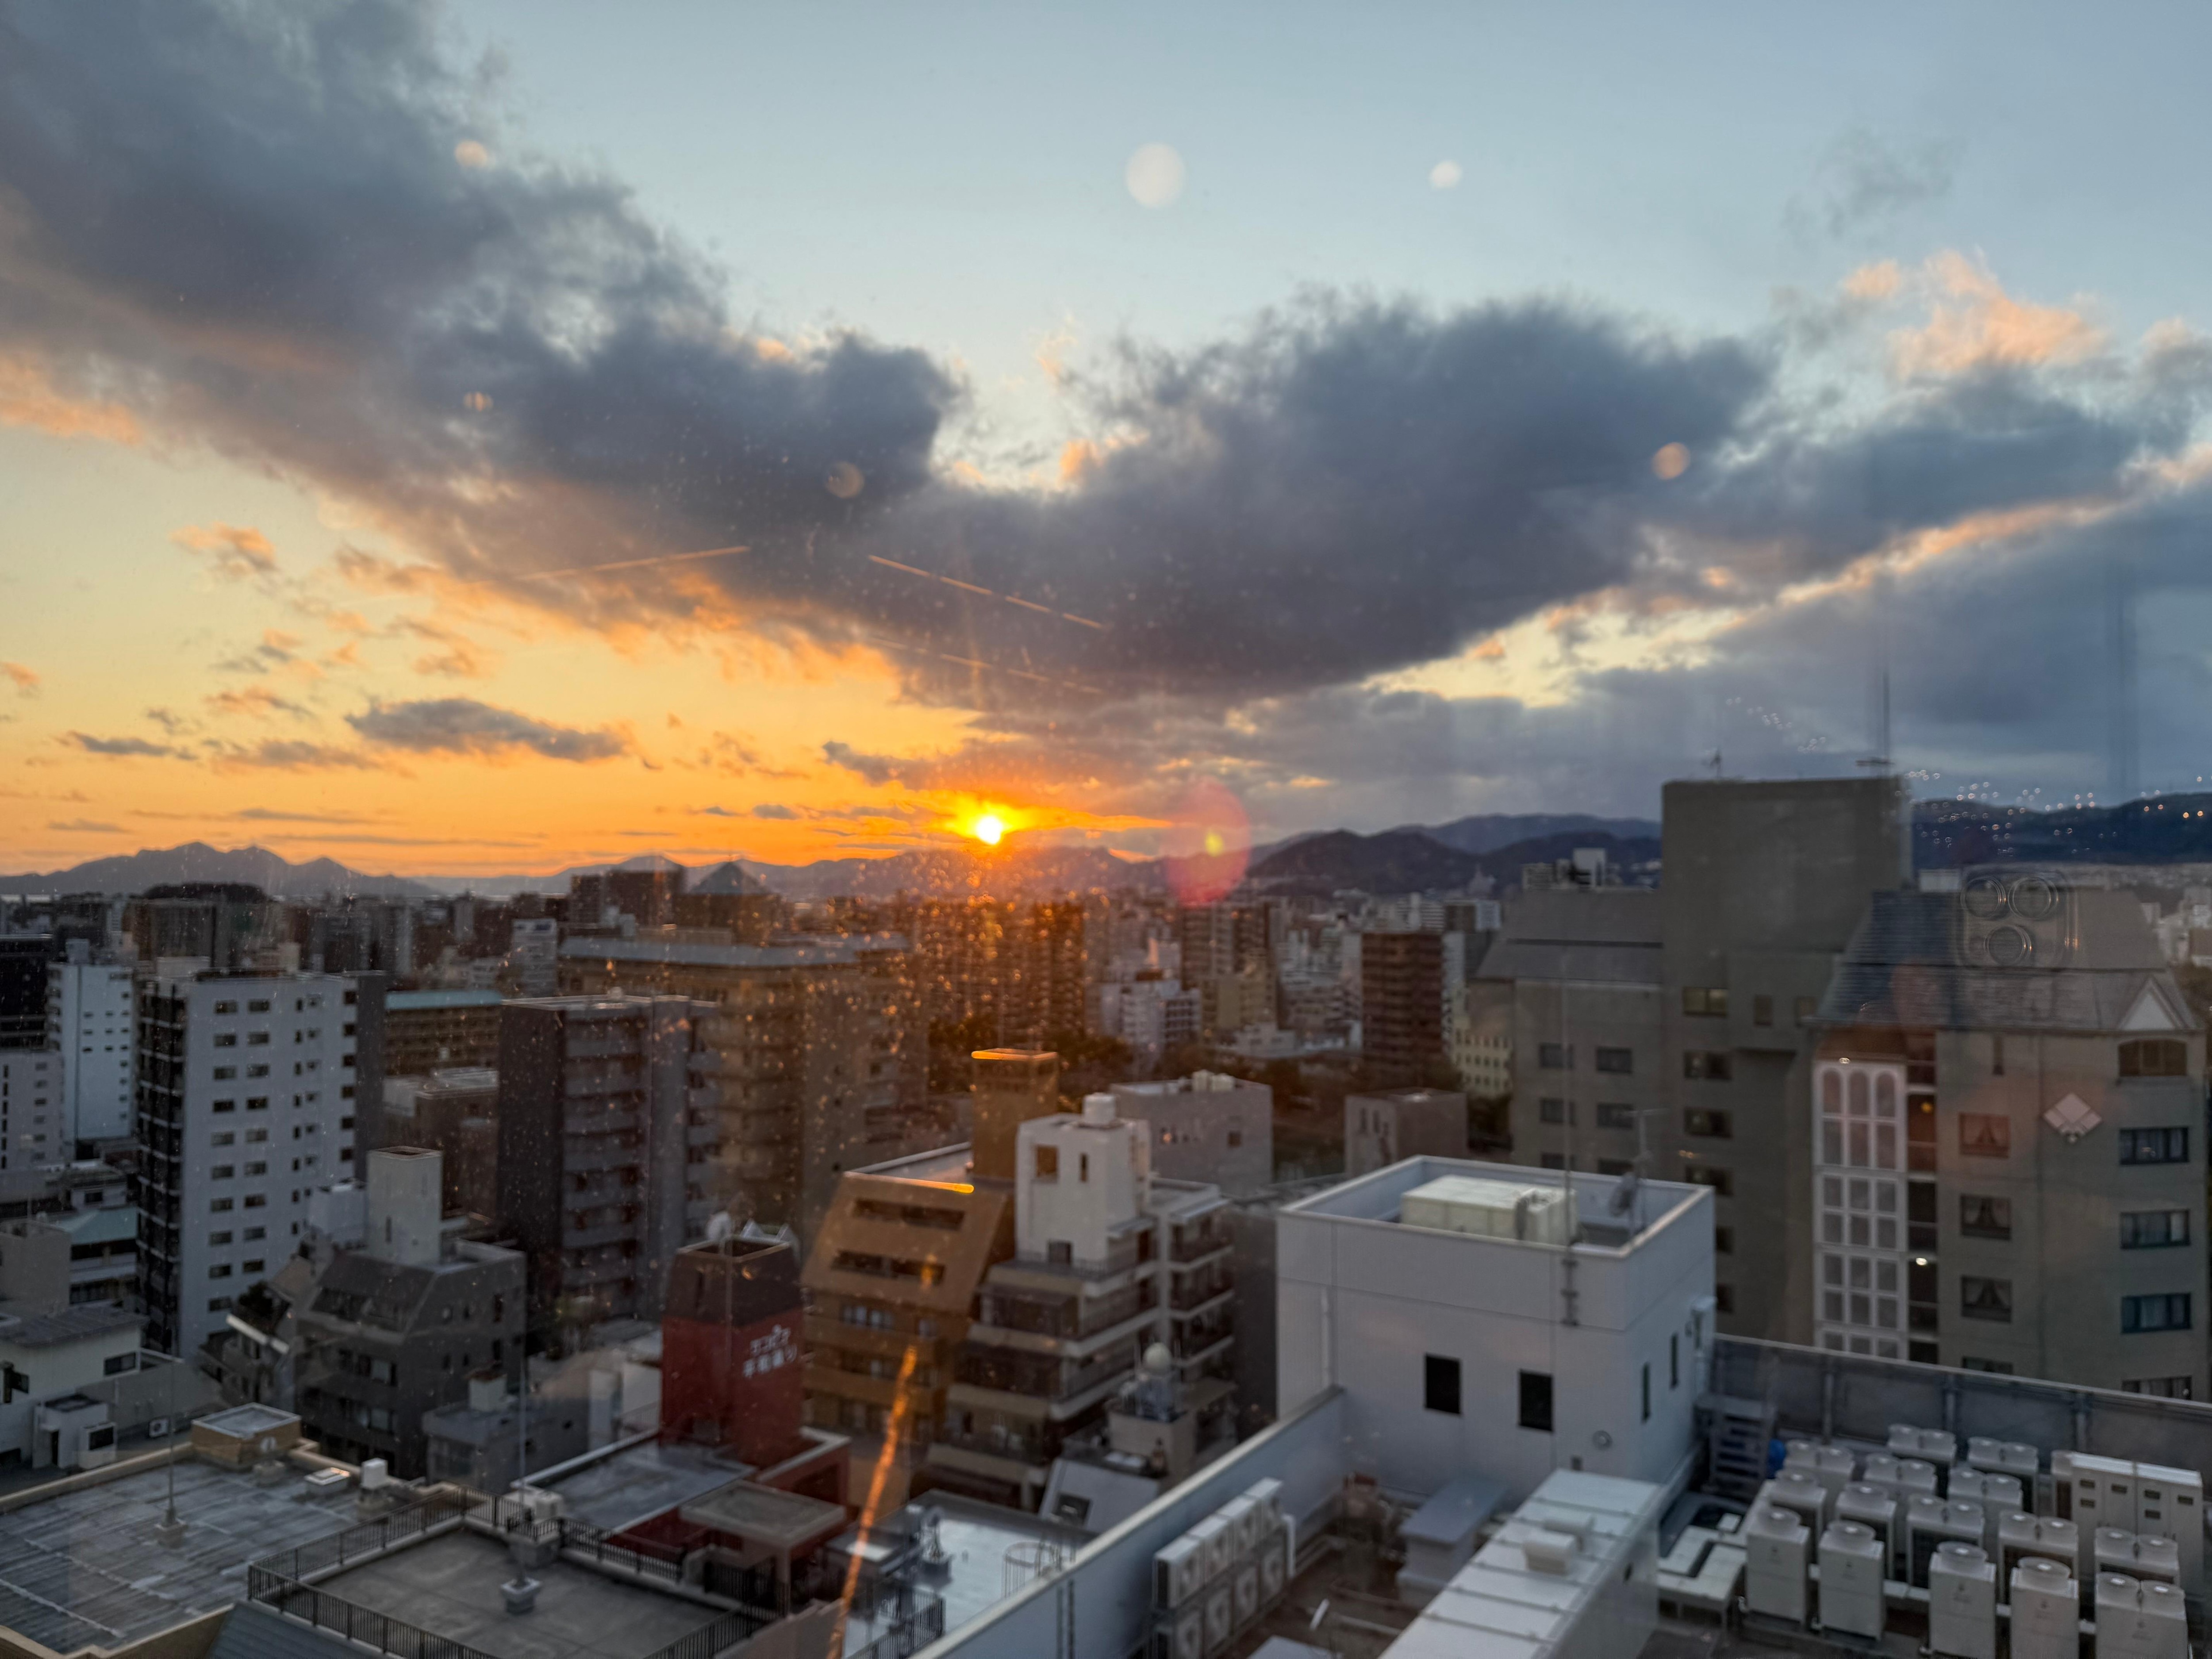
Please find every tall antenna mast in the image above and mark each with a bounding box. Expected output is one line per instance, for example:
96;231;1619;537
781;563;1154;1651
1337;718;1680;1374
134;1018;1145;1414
2109;554;2139;803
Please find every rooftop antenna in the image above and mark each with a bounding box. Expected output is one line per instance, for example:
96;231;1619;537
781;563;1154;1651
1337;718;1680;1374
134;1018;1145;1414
1857;668;1892;774
2110;553;2139;804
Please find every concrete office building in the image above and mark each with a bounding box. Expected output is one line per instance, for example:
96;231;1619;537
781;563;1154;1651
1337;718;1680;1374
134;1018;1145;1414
1478;886;1666;1179
1654;776;1909;1336
120;886;285;973
495;994;718;1330
1112;1071;1274;1194
292;1147;524;1475
47;953;134;1144
929;1094;1235;1509
1346;1087;1468;1176
1278;1160;1715;1499
1803;881;2212;1396
380;987;503;1076
558;933;923;1243
133;970;364;1359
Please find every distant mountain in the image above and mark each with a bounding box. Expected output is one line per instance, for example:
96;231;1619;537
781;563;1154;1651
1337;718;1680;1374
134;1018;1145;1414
1410;813;1661;856
1467;829;1662;887
1246;830;1484;895
0;843;436;899
1914;794;2212;869
689;860;771;896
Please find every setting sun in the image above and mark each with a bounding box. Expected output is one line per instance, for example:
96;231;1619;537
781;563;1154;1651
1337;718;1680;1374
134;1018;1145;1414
972;814;1005;846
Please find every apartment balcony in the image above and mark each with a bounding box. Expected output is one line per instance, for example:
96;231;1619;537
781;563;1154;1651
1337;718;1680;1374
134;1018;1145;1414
686;1121;720;1148
1170;1279;1233;1314
561;1142;641;1174
564;1108;641;1137
1169;1229;1232;1265
562;1255;634;1288
562;1221;635;1251
728;1145;793;1183
562;1035;640;1061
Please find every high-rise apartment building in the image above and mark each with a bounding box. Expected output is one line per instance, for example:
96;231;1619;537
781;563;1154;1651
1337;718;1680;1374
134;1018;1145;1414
1361;931;1447;1082
381;987;503;1075
47;953;134;1145
1802;883;2210;1397
122;886;286;972
495;994;717;1330
898;899;1091;1049
133;971;364;1358
0;1053;61;1173
558;934;922;1241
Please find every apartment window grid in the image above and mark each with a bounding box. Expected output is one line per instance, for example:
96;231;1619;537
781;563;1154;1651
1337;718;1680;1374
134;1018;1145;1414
1813;1058;1907;1359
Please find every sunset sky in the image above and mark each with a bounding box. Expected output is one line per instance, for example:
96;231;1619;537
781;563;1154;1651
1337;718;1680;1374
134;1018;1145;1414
6;2;2212;878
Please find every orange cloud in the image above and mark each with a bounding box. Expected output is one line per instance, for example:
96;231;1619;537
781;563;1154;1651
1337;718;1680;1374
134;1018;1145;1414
1;662;38;697
175;522;279;579
0;357;142;444
205;685;309;721
1890;252;2105;378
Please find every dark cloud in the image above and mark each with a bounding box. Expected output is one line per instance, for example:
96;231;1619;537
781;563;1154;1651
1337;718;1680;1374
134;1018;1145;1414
0;0;955;593
751;803;799;820
1791;129;1962;240
822;741;900;785
347;697;626;760
48;819;122;833
211;738;381;770
64;732;188;758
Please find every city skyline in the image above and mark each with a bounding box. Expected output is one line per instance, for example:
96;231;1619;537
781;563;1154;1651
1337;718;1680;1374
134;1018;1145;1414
6;2;2212;876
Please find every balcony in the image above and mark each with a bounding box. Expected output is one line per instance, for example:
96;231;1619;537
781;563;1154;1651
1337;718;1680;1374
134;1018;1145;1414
562;1255;634;1288
562;1221;635;1251
1171;1278;1232;1314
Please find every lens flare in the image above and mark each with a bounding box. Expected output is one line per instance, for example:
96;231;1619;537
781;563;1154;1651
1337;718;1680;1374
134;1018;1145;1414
972;814;1005;846
1164;778;1249;904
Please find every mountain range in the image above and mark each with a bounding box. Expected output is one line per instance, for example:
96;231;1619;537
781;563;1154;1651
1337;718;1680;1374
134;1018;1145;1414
19;795;2212;906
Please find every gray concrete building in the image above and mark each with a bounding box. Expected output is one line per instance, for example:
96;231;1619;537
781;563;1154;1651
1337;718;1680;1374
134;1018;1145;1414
1476;885;1665;1181
1652;776;1910;1335
1802;881;2211;1396
293;1147;524;1475
495;994;718;1334
1345;1087;1467;1176
1111;1071;1274;1194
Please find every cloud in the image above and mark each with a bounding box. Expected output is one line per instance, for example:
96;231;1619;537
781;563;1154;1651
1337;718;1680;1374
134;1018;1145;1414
63;731;188;758
0;662;36;697
46;819;122;833
143;706;192;735
205;685;310;720
346;697;628;761
173;522;277;580
207;738;380;772
1888;253;2106;378
1791;128;1961;240
751;803;799;819
0;355;141;443
388;615;499;680
822;741;901;785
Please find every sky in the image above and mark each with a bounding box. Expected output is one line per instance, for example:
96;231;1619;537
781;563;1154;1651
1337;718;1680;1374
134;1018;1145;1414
4;0;2212;877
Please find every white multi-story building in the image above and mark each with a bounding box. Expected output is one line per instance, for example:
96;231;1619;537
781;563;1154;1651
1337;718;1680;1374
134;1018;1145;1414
48;955;135;1144
508;917;558;997
133;971;362;1358
0;1053;61;1172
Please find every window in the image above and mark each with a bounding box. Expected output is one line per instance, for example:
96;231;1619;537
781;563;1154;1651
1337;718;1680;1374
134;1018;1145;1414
1959;1114;2011;1159
1794;996;1816;1024
1713;1225;1733;1255
2120;1127;2190;1165
212;1099;235;1114
2123;1294;2192;1334
247;998;271;1013
103;1353;137;1376
2120;1210;2190;1249
1538;1098;1571;1125
211;1164;234;1179
2123;1377;2195;1399
1961;1276;2012;1322
1684;1164;1732;1198
1033;1145;1057;1179
212;1001;238;1015
1640;1363;1651;1421
211;1132;234;1147
2120;1038;2188;1078
1961;1356;2015;1375
1714;1285;1735;1316
210;1197;233;1213
1991;1035;2005;1076
209;1231;232;1245
1682;987;1728;1017
1669;1334;1679;1388
1684;1108;1732;1138
1594;1046;1632;1075
1424;1354;1461;1415
211;1033;237;1048
1682;1052;1732;1080
212;1066;236;1080
1959;1194;2012;1239
1752;994;1772;1027
1594;1102;1636;1130
208;1263;233;1280
1538;1043;1571;1070
1517;1369;1553;1432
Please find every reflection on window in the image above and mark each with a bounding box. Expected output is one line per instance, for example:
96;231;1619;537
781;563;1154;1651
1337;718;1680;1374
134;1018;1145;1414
1593;1046;1633;1075
1683;1051;1732;1081
1958;1114;2011;1159
1960;1276;2013;1322
1682;987;1728;1017
2122;1293;2192;1334
2119;1038;2188;1078
2120;1210;2190;1249
2120;1127;2189;1166
1959;1194;2012;1239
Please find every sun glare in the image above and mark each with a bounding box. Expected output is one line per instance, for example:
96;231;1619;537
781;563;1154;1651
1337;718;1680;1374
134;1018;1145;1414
972;814;1005;846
